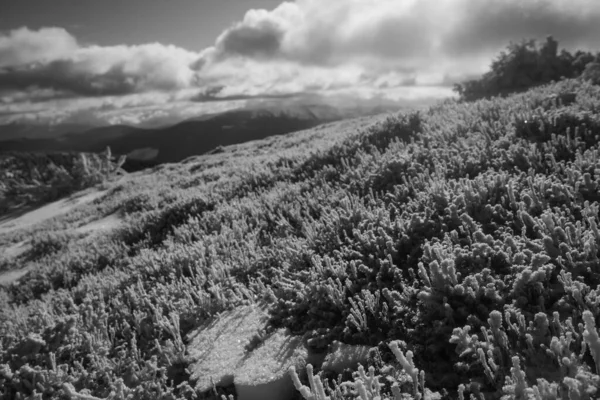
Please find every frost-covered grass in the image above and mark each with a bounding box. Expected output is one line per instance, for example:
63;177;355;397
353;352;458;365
1;81;600;399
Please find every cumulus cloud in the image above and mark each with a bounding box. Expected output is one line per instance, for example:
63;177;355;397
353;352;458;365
206;0;600;78
0;27;78;67
0;27;201;96
4;0;600;100
214;11;286;60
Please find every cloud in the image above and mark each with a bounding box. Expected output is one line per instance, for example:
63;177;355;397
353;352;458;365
3;1;600;100
207;0;600;76
2;0;600;127
0;27;201;96
214;10;286;60
0;89;245;127
443;0;600;58
0;27;78;67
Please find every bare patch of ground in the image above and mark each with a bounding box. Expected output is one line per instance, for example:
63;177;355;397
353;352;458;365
0;188;109;235
187;305;270;392
74;213;122;235
0;266;31;286
0;188;122;286
0;240;32;286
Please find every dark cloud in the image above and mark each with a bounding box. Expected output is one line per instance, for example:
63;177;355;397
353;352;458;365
443;0;600;57
0;109;33;117
192;85;305;102
207;0;432;66
340;16;431;62
215;20;284;59
0;87;73;104
206;0;600;71
0;62;136;96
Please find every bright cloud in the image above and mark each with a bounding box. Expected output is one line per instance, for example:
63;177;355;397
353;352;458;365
0;27;201;96
204;0;600;81
0;27;78;67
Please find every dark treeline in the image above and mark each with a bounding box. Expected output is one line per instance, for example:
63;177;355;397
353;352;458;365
454;36;600;101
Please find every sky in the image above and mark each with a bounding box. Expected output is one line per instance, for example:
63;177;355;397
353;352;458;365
1;0;600;127
0;0;285;50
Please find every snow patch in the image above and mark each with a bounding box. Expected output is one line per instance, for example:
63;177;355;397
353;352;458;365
186;304;269;392
0;188;109;234
0;267;31;286
234;329;308;400
321;341;372;374
74;213;121;235
1;240;30;259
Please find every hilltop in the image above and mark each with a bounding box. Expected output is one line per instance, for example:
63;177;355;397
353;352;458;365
1;79;600;399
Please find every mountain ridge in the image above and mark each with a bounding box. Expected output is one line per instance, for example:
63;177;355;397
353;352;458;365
0;100;403;169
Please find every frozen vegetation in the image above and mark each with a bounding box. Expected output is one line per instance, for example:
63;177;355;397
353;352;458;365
1;77;600;400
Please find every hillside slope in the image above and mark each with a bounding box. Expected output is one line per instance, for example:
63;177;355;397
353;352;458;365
1;80;600;399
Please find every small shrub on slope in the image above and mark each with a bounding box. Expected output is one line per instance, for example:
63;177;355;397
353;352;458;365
0;148;125;215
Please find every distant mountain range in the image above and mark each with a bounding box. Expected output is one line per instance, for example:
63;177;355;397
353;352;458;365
0;123;95;142
0;97;417;170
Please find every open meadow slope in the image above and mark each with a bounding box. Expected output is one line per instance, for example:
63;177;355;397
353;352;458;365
2;80;600;399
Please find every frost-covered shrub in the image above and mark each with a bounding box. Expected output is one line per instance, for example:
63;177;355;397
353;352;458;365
2;79;600;399
0;148;125;214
